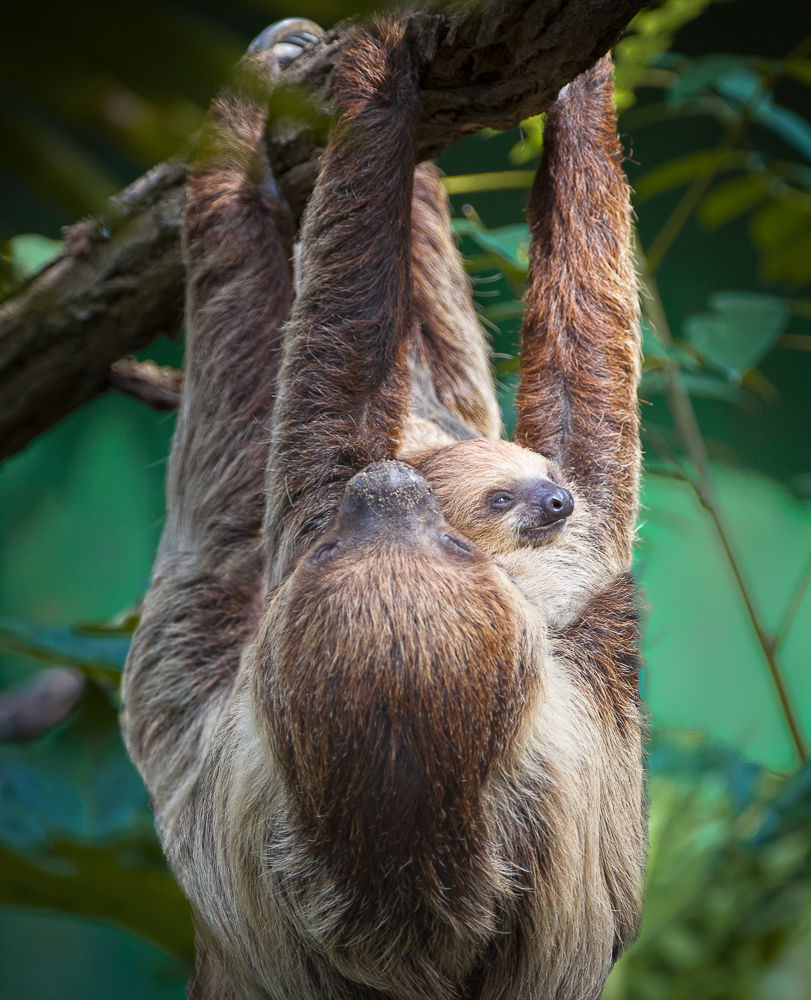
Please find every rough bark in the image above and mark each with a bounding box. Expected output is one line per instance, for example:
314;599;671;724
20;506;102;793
0;0;646;462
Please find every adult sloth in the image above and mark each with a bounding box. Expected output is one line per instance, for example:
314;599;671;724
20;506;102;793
122;19;645;1000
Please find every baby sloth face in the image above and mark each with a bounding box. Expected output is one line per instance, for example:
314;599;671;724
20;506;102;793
417;439;575;558
487;477;574;541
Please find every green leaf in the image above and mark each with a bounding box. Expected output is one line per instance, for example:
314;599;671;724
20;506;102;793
441;170;535;195
0;685;150;850
754;101;811;164
1;234;64;298
787;58;811;88
0;619;128;687
0;905;190;999
482;300;525;324
7;235;63;279
453;220;530;273
633;149;749;202
0;838;193;959
699;173;772;229
509;115;544;165
684;292;790;375
640;369;750;406
751;194;811;285
668;54;756;104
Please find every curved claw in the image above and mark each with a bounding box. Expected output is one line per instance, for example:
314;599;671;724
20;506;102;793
249;17;325;69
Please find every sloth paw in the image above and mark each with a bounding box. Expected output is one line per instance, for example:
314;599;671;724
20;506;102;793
248;17;324;71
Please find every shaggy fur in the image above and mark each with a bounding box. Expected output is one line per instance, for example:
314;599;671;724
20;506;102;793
121;25;645;1000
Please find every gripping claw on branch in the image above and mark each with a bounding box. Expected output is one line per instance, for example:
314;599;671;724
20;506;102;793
248;18;325;69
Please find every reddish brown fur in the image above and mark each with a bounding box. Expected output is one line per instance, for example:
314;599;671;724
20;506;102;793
122;27;645;1000
264;25;420;583
515;56;641;570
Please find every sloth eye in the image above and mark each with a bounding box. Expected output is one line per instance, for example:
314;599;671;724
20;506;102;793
311;539;340;564
442;533;474;557
488;493;515;512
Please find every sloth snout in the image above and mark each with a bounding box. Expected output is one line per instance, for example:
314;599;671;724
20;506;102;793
528;482;574;524
338;460;443;537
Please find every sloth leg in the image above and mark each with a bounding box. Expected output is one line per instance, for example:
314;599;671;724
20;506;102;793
409;163;501;441
264;24;420;583
122;30;305;828
514;55;641;568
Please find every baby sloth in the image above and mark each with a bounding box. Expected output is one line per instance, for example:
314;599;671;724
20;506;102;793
418;439;619;626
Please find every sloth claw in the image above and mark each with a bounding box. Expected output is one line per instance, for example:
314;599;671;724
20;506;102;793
248;17;325;69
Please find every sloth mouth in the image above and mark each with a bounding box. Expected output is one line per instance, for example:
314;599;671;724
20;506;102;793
518;517;568;541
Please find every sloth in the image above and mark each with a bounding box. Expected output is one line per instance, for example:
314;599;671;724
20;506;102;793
122;17;645;1000
416;439;624;626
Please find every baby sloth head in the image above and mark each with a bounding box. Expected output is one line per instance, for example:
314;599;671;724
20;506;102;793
417;439;574;558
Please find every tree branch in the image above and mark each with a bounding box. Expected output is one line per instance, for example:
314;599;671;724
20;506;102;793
0;0;646;463
109;357;183;410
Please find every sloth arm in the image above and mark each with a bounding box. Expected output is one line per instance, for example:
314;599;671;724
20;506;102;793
121;77;294;825
514;55;641;571
264;25;420;584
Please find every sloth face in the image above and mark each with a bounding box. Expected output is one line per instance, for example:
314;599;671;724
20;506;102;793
485;477;574;543
417;438;576;558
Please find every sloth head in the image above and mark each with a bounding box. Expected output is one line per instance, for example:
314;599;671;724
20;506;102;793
417;439;575;558
254;461;531;902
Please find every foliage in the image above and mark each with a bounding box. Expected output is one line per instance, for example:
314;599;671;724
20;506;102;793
0;0;809;997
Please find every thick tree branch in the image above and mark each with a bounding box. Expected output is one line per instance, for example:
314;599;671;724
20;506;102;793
0;0;646;462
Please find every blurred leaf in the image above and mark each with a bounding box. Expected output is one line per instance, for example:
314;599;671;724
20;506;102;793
74;608;140;637
0;234;63;298
612;735;811;1000
753;761;811;843
634;149;749;201
751;193;811;284
620;93;741;132
699;173;773;228
668;54;756;104
453;220;529;273
787;57;811;87
684;292;790;375
0;684;149;850
483;300;525;324
495;356;520;377
0;905;189;1000
0;838;193;959
753;101;811;164
7;234;63;278
0;619;128;687
509;115;544;165
640;369;751;405
613;0;718;111
441;171;535;195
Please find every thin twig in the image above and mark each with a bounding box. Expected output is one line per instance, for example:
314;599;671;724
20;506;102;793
775;550;811;651
109;357;182;410
639;258;809;763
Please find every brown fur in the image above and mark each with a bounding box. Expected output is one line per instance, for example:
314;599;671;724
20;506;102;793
122;26;645;1000
417;438;620;625
515;58;641;572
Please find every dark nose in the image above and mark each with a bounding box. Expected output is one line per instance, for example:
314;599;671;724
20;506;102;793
527;481;574;524
337;461;443;536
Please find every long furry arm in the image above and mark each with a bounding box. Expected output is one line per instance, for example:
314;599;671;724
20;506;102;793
514;55;640;569
122;75;294;830
264;25;420;584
